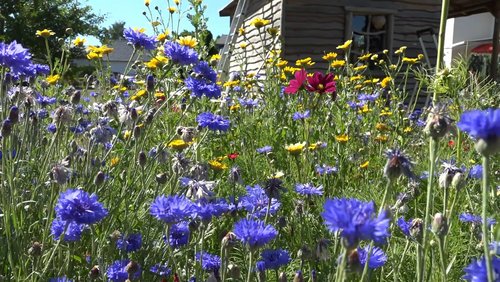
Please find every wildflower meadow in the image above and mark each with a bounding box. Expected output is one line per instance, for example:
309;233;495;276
0;0;499;281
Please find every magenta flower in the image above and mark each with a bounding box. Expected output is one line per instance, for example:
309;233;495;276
284;69;307;94
306;72;336;95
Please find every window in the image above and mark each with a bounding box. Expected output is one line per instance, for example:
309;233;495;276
344;7;395;56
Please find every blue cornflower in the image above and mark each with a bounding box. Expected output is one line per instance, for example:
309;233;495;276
123;28;157;50
90;124;116;144
295;183;323;196
468;164;483;179
106;259;141;282
383;148;416;180
357;93;379;102
49;277;73;282
233;218;277;250
315;164;338;175
184;77;221;99
150;263;171;277
258;249;291;270
322;198;391;247
239;98;260;109
50;219;84;242
35;93;57;107
459;213;496;227
347;101;365;109
292;110;310;121
458;108;500;140
116;233;142;253
196;112;230;132
54;189;108;225
195;252;221;272
0;41;33;77
168;222;190;248
150;195;196;224
238;185;280;218
256;261;266;272
357;246;387;269
194;199;222;222
463;255;500;281
193;61;217;82
164;41;198;65
397;217;413;237
32;63;50;75
256;146;272;154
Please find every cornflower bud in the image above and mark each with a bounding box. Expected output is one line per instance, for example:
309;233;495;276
432;213;448;237
89;265;100;279
94;171;105;186
155;173;167;184
9;106;19;124
28;242;42;257
1;119;13;137
410;218;424;242
137;151;147;167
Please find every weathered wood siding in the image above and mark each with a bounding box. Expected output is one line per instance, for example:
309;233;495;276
282;0;441;71
227;0;283;75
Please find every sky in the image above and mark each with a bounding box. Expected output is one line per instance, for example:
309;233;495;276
83;0;230;45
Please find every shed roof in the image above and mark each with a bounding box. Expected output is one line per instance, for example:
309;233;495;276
219;0;499;18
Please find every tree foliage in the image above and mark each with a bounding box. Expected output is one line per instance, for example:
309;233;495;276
0;0;104;60
98;21;126;44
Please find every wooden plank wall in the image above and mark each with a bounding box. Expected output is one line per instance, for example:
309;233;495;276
282;0;441;70
227;0;283;76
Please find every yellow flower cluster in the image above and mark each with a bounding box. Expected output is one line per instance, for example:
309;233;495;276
176;36;198;48
145;55;169;70
87;45;114;60
322;52;338;61
250;17;271;29
295;57;315;67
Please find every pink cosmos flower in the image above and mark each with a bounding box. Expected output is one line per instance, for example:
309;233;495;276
284;69;307;94
306;72;336;95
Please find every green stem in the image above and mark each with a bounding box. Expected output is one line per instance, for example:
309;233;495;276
360;244;373;281
246;249;254;282
379;180;392;214
481;156;494;282
437;237;447;282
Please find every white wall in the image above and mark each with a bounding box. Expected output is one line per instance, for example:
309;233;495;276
444;12;495;66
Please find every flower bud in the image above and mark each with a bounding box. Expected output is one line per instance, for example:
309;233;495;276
155;173;167;184
133;125;142;138
315;239;330;261
94;171;105;186
137;151;147;167
126;260;139;274
432;213;448;237
297;245;312;261
65;28;73;35
89;265;100;280
227;264;241;280
293;270;304;282
278;272;287;282
9;106;19;124
424;111;450;140
222;231;237;250
451;172;465;190
28;242;42;257
146;75;155;93
1;119;13;137
410;218;424;242
438;171;453;189
71;90;81;104
474;137;500;157
110;230;122;241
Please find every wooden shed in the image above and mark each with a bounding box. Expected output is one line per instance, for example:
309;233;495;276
218;0;500;80
218;0;443;78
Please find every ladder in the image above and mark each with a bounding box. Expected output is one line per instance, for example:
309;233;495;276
217;0;249;82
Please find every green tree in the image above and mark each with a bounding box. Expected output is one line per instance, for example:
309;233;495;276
0;0;104;60
98;21;126;44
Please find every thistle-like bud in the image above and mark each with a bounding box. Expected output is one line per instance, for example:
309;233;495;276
278;272;287;282
28;242;42;257
297;245;312;261
146;75;155;93
432;213;448;237
89;265;100;280
293;270;304;282
133;125;142;138
137;151;147;167
9;106;19;124
451;172;465;190
71;90;81;104
222;231;237;251
94;171;105;186
410;218;424;242
315;238;331;261
474;137;500;157
1;119;13;137
155;173;167;184
110;230;122;241
126;260;139;274
65;28;73;35
424;107;450;140
438;171;453;189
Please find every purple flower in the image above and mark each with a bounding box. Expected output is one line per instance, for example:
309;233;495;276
36;93;57;107
458;108;500;140
256;146;272;154
150;263;171;277
459;213;496;227
49;277;73;282
50;219;85;242
106;259;141;282
293;110;310;121
357;93;379;102
397;217;412;237
233;218;277;249
315;164;338;175
116;233;142;253
468;165;483;179
322;198;391;247
196;112;230;132
195;252;221;272
357;246;387;269
54;189;108;225
123;28;157;50
238;185;280;218
193;61;217;82
185;77;221;99
258;249;291;270
150;195;196;224
463;255;500;281
295;183;323;196
168;222;190;248
0;41;33;77
164;41;198;65
239;98;260;109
